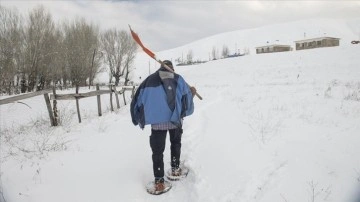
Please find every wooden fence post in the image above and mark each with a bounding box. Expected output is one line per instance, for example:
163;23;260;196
109;84;114;111
44;92;55;126
132;86;136;98
52;87;59;126
76;85;81;123
113;85;120;109
96;84;102;116
122;88;126;105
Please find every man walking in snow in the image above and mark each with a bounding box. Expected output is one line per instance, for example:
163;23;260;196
130;60;196;192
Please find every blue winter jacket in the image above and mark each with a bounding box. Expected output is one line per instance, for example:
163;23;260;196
130;67;194;129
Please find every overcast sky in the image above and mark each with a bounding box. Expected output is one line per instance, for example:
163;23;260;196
1;0;360;51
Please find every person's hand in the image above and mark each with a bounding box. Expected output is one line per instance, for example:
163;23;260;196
190;86;197;97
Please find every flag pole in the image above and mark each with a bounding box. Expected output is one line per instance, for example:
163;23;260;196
129;25;202;100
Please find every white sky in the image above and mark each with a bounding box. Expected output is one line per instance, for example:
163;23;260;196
1;0;360;51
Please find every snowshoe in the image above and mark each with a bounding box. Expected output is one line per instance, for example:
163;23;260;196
145;180;172;195
166;166;189;181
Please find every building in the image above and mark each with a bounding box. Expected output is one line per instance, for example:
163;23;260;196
294;37;340;50
255;44;292;54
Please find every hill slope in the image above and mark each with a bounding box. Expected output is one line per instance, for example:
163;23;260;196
131;18;359;83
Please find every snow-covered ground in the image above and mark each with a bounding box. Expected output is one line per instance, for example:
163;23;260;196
1;18;360;202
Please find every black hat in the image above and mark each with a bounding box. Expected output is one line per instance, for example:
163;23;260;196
161;60;174;70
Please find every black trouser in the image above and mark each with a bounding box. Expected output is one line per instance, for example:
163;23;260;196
150;128;183;179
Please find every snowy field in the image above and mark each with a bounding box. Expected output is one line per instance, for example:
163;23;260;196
1;19;360;202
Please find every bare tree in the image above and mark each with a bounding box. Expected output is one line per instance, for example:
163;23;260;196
63;18;100;87
50;26;71;89
222;45;229;58
100;29;137;86
49;27;66;89
0;5;23;94
211;46;218;60
21;5;57;91
186;49;193;64
123;41;137;86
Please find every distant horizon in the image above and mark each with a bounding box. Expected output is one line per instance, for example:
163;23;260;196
1;1;360;51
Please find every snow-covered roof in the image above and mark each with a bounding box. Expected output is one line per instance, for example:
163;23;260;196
255;44;291;49
294;37;340;43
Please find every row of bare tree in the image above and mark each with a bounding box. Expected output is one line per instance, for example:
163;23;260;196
0;5;137;95
175;43;250;66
